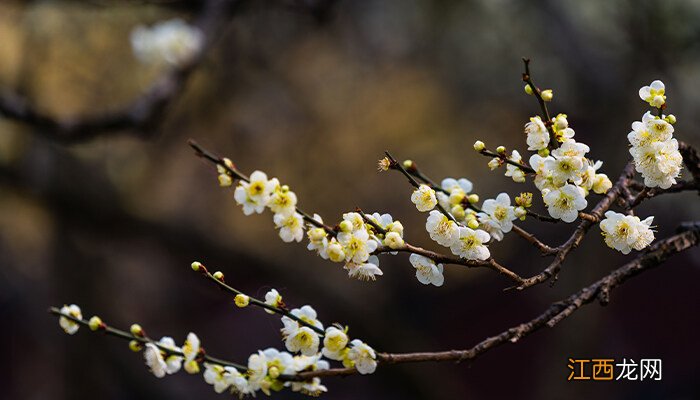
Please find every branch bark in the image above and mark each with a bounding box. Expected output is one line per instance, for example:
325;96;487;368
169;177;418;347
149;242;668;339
290;224;700;380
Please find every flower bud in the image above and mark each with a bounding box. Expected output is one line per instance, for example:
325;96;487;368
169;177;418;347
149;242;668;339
384;231;405;249
473;140;485;152
402;160;414;169
327;241;345;263
487;158;500;170
89;316;103;331
467;194;480;204
467;219;480;229
218;174;232;187
130;324;144;337
524;84;534;95
339;220;353;233
496;146;506;154
538;148;550;157
234;294;249;308
191;261;203;272
213;271;224;281
665;114;676;124
514;206;527;220
451;205;466;220
223;158;234;169
541;89;553;102
268;366;281;379
129;340;143;352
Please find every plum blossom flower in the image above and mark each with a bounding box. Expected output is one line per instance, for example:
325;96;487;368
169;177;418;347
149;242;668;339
504;150;526;183
233;171;277;215
411;184;437;212
274;212;304;242
144;343;168;378
450;226;491;260
409;254;444;286
182;332;201;374
600;211;655;254
345;256;383;281
58;304;82;335
337;228;378;264
542;184;587;223
322;327;349;361
346;339;377;374
639;80;666;107
480;193;517;234
425;210;460;247
525;116;550;151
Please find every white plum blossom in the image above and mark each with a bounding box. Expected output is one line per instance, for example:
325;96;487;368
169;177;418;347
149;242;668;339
182;332;201;374
345;255;383;281
545;140;590;186
639;80;666;107
285;326;321;356
628;110;683;189
144;343;168;378
411;184;438;212
246;351;269;392
630;138;683;189
58;304;82;335
157;337;183;374
322;327;349;361
268;185;298;217
425;210;460;247
290;377;328;396
450;226;491;260
600;211;655;254
441;177;473;194
478;213;505;242
525;116;550;150
264;288;283;314
260;348;295;378
274;212;305;243
203;363;246;394
131;19;203;67
346;339;377;375
505;150;526;183
551;113;576;142
337;228;378;264
233;171;277;215
628;112;673;147
480;193;517;234
383;231;404;249
306;214;330;258
367;212;403;235
542;184;587;223
409;253;444;286
529;153;557;191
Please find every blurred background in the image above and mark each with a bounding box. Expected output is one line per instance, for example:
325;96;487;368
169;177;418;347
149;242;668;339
1;0;699;399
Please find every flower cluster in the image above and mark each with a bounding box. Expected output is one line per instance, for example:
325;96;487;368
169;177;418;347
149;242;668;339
131;19;203;67
629;81;683;189
599;211;655;254
56;288;378;398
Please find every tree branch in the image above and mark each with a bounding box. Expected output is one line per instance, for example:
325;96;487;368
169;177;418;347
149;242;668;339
290;224;700;380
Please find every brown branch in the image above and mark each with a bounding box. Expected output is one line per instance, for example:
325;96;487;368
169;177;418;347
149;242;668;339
522;58;558;149
510;225;557;255
513;162;636;290
374;244;525;285
290;224;699;380
0;0;239;144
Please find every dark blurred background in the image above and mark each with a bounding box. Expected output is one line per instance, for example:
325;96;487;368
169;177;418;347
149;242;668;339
1;0;699;399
